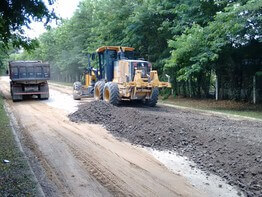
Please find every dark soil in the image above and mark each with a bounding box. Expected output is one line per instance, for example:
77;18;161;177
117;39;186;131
69;101;262;197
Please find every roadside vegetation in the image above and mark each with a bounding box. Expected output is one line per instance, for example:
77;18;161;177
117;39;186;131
162;97;262;119
6;0;262;103
0;96;38;196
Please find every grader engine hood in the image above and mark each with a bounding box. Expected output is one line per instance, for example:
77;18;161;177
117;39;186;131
128;69;171;88
115;60;171;88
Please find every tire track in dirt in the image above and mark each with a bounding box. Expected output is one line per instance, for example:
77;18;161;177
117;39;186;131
47;118;186;197
52;130;132;197
5;101;111;196
6;101;73;197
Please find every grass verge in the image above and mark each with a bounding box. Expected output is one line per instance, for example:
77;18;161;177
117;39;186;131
161;97;262;120
0;96;38;196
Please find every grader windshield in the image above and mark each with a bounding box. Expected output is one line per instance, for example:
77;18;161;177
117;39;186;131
131;61;151;78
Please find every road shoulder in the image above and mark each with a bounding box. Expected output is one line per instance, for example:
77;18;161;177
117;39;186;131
159;101;262;122
0;95;44;196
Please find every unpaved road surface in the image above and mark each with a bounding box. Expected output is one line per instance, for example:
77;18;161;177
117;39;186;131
69;100;262;197
0;76;204;197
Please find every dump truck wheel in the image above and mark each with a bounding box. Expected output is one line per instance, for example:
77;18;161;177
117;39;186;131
94;81;105;100
146;88;159;107
39;83;49;100
103;82;120;105
73;81;82;100
11;85;23;102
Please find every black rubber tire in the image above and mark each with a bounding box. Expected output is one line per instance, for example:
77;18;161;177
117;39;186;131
73;81;82;100
103;82;120;105
94;81;105;100
73;91;81;100
11;85;23;102
73;81;82;90
146;88;159;107
39;83;49;100
10;82;13;96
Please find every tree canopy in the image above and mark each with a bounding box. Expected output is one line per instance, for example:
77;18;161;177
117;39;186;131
8;0;262;101
0;0;55;49
0;0;56;70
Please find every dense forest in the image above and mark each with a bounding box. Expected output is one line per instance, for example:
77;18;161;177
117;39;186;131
3;0;262;101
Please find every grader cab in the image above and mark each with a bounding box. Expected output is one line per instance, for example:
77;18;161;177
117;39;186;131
73;46;171;106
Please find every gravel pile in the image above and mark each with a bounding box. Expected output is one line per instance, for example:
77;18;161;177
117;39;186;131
69;101;262;197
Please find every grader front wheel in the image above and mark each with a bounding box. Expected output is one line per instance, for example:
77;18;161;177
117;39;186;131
103;82;120;105
146;88;159;107
73;81;82;100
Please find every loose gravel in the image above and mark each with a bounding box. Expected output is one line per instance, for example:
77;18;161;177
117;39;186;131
69;101;262;197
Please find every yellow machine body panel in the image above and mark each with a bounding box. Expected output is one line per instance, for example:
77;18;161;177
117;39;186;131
96;46;135;53
84;71;96;87
111;59;171;99
113;60;130;84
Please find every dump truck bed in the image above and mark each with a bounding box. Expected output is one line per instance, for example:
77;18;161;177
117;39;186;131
9;61;50;82
9;61;50;101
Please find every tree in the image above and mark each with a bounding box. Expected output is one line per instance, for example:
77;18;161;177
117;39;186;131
0;0;56;50
165;0;262;99
10;0;261;101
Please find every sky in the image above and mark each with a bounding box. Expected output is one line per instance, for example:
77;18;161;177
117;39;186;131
24;0;82;38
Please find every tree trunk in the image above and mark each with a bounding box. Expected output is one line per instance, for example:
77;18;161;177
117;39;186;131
216;74;219;100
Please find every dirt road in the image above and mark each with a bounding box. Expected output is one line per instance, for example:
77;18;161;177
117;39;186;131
69;99;262;197
0;76;204;196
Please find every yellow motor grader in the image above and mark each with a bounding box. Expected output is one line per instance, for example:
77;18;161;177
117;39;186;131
73;46;171;106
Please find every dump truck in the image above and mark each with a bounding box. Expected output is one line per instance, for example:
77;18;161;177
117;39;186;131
9;61;50;101
73;46;171;106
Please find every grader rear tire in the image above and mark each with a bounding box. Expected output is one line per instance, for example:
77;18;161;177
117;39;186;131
103;82;120;106
146;88;159;107
94;81;105;100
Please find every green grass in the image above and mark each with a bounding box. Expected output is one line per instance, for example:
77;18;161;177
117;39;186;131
162;97;262;120
0;96;38;196
212;109;262;119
